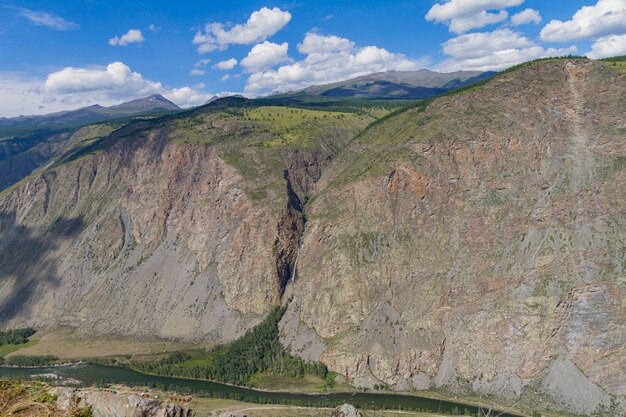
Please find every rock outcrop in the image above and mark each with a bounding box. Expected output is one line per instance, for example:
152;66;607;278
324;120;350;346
52;387;193;417
330;404;362;417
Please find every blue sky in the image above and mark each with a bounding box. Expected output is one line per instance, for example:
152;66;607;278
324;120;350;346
1;0;625;116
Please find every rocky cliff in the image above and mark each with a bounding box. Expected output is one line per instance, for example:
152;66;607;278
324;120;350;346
0;103;371;343
286;59;626;415
0;59;624;415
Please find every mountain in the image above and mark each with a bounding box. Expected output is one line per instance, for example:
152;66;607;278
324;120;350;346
0;58;624;416
272;69;496;100
0;94;180;128
107;94;180;112
0;94;180;192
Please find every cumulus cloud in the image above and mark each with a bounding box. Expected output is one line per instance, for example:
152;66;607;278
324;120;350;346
510;8;541;25
44;62;161;100
244;32;426;94
11;7;79;30
426;0;523;33
540;0;626;42
588;34;626;58
109;29;145;46
437;28;577;71
449;10;508;34
0;73;51;117
240;41;291;72
214;58;238;70
162;87;213;107
190;69;206;76
193;7;291;53
195;59;211;67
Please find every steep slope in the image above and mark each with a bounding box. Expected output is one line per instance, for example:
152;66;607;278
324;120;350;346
0;123;121;191
282;59;625;415
0;101;375;343
0;95;181;192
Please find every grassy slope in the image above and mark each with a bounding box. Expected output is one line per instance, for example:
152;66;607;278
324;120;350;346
10;328;200;359
0;339;39;357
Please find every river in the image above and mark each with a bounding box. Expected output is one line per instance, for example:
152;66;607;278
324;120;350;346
0;363;524;416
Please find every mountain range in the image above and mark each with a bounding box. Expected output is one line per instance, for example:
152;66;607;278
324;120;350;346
0;94;180;128
277;69;496;99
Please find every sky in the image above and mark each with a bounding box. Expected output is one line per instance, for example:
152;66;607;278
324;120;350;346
0;0;625;116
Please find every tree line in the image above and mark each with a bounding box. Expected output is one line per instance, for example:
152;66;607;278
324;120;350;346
0;328;35;345
1;355;58;367
131;306;328;386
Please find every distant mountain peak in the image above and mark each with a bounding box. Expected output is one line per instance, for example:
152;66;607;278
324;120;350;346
111;94;180;111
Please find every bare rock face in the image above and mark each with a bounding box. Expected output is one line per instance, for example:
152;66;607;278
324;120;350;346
52;387;194;417
330;404;362;417
0;110;363;342
289;60;626;414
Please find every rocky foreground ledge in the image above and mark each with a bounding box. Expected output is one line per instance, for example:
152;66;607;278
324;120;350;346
0;380;369;417
51;387;194;417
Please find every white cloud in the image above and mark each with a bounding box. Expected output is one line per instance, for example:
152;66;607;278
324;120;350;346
426;0;523;33
241;41;291;72
193;7;291;53
0;73;51;117
44;62;160;98
221;74;231;81
214;58;238;70
244;32;426;94
298;33;354;54
511;8;541;25
109;29;145;46
190;69;206;76
426;0;524;20
162;87;213;107
587;34;626;58
437;28;577;71
12;7;79;31
540;0;626;42
449;10;508;34
148;24;161;32
196;82;206;89
195;59;211;67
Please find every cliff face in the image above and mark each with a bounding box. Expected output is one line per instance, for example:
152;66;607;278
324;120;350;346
288;60;625;413
0;60;624;414
0;105;371;341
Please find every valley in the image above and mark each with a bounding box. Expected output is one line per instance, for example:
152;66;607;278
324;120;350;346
0;57;625;417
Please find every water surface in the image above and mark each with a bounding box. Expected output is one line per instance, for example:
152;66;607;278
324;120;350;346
0;363;524;416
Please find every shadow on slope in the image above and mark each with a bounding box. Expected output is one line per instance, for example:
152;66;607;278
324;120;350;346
0;214;85;322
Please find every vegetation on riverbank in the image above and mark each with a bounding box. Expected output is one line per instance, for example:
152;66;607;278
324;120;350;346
129;306;328;387
0;328;41;361
0;328;36;346
1;355;59;367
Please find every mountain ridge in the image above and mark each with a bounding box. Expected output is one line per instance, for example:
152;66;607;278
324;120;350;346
0;93;180;127
271;68;496;100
